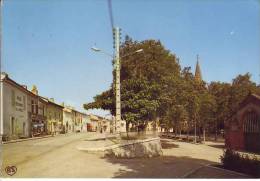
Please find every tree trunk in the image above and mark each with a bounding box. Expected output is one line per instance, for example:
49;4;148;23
215;121;218;141
187;126;190;141
198;126;201;140
194;119;197;143
203;127;206;143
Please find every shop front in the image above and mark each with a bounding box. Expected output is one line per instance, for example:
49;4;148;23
31;114;47;137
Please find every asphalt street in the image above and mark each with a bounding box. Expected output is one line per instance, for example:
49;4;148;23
0;133;249;178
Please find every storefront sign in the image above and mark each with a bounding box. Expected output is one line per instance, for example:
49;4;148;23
15;95;25;112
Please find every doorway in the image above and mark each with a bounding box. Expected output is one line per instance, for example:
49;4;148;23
243;111;260;152
11;117;15;135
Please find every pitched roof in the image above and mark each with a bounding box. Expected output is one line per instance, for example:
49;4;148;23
238;93;260;109
226;93;260;123
1;72;38;98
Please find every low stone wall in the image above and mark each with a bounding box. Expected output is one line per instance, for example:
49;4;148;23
105;137;162;158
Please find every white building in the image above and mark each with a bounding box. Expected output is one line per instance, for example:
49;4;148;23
81;113;90;132
89;114;99;132
0;73;30;140
63;106;74;133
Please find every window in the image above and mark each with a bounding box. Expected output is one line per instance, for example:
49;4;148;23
31;100;34;113
11;90;15;107
36;104;38;114
23;96;26;110
11;117;15;134
243;111;259;133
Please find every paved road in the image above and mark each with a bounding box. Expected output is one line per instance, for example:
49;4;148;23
0;133;249;178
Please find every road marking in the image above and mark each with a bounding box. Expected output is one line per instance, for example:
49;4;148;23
205;165;250;177
181;163;209;178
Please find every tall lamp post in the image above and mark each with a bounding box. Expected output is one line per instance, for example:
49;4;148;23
91;41;143;134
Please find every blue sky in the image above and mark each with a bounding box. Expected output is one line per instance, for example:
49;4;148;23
2;0;260;116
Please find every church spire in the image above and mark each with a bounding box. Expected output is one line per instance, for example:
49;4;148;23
195;54;202;82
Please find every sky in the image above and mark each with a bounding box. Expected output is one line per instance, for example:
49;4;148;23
2;0;260;116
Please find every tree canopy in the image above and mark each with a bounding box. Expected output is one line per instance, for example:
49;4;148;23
84;36;260;134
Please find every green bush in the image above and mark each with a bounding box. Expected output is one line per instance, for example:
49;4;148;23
221;149;260;177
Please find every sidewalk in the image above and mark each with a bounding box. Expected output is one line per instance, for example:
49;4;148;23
185;165;250;178
85;133;119;141
2;132;89;144
2;135;54;144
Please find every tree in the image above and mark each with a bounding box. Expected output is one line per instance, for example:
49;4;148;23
198;91;217;142
84;37;182;131
229;73;257;113
208;81;231;140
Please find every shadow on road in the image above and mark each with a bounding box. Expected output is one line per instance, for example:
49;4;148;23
161;140;179;149
104;155;217;178
207;144;225;149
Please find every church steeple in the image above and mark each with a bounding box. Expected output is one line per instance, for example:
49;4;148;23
195;54;202;82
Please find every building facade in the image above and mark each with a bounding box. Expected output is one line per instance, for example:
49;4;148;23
89;114;99;132
46;99;64;135
1;73;29;140
75;110;83;132
225;94;260;153
29;86;47;137
63;106;74;133
81;113;90;132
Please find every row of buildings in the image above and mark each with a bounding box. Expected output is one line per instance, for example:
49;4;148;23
0;73;113;141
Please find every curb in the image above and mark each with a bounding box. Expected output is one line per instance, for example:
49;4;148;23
2;135;54;144
182;164;250;178
206;165;250;177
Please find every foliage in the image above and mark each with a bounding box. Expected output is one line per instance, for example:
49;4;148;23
84;37;181;129
221;149;260;177
84;36;260;134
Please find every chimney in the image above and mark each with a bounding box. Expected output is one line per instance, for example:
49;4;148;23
1;72;8;80
22;85;27;89
31;85;38;95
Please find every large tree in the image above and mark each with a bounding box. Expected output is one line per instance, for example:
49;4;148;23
84;37;181;130
84;36;260;140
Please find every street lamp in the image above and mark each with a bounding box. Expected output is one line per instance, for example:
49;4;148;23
91;47;143;58
91;46;143;134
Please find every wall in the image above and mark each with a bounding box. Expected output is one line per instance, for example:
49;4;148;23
105;138;162;158
63;109;73;133
2;81;29;140
226;101;260;152
46;103;63;134
82;114;90;132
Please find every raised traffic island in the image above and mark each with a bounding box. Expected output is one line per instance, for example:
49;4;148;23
105;137;162;158
77;136;163;158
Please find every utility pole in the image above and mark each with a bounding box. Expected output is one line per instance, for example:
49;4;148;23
194;54;199;144
0;0;3;177
113;27;121;133
0;0;3;141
